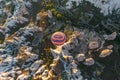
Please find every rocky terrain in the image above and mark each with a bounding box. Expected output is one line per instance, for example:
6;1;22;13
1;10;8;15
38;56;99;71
0;0;120;80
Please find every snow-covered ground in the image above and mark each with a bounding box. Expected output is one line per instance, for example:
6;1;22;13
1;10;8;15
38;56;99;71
66;0;120;15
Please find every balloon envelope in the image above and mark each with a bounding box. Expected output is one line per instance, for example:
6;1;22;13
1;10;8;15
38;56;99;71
51;32;66;46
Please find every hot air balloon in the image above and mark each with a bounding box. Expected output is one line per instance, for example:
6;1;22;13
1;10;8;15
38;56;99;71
51;32;66;46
